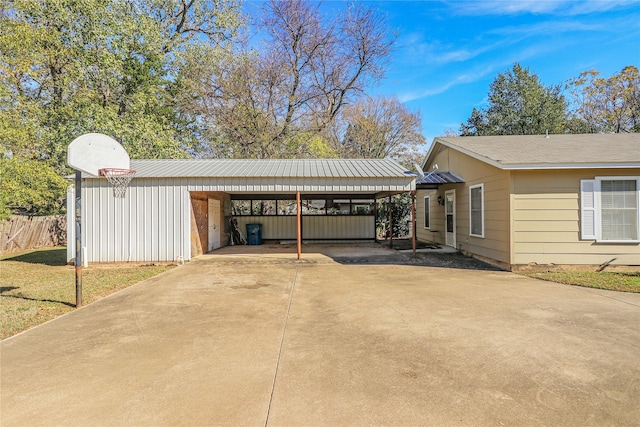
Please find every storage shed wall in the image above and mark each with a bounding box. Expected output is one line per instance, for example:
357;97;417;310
74;177;191;263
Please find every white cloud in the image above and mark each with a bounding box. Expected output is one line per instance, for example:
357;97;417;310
398;67;495;102
447;0;640;16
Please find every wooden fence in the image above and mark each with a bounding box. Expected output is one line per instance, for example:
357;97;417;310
1;215;66;253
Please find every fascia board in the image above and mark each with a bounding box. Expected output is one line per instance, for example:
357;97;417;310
499;163;640;170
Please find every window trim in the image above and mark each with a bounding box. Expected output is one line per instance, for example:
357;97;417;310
423;196;431;229
469;183;484;238
595;176;639;243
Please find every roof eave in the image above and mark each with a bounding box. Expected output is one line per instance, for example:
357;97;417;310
499;162;640;170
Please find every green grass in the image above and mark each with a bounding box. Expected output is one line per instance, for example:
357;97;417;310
1;247;174;339
520;271;640;293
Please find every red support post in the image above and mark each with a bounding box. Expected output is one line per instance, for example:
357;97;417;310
296;191;302;260
411;191;416;257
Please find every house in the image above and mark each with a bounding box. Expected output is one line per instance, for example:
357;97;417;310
67;159;414;263
416;133;640;270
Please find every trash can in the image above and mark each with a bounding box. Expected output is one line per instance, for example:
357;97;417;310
246;223;262;245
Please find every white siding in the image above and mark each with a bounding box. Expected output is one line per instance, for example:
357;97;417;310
73;177;191;263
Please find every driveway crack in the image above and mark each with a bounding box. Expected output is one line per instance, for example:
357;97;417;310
264;265;299;427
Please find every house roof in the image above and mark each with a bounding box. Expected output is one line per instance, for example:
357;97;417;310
128;158;409;178
425;133;640;170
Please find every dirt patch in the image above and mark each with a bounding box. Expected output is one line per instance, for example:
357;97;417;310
410;252;502;270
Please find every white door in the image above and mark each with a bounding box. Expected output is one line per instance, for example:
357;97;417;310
445;190;456;248
208;198;221;252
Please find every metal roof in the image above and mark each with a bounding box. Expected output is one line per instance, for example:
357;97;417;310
429;133;640;170
126;158;410;179
416;171;465;188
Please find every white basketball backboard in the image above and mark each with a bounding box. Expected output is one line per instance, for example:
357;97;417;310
67;133;130;176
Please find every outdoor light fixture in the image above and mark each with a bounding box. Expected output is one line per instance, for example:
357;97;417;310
438;195;445;206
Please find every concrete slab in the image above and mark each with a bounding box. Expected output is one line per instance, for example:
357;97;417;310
2;247;639;426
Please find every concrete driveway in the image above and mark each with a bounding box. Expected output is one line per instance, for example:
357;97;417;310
2;244;639;426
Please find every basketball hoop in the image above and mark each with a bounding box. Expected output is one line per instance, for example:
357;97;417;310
99;168;136;198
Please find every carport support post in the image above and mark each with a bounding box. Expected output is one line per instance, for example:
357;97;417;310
411;191;416;257
296;191;301;260
388;195;393;248
74;170;83;308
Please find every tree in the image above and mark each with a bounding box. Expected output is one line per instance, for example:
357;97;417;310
0;159;69;219
566;65;640;133
0;0;241;216
0;0;242;169
191;0;395;158
376;194;412;239
459;63;567;136
331;96;425;166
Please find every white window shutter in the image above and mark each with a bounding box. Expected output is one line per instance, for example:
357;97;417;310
580;180;596;240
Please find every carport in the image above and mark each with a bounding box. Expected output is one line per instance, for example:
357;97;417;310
182;159;416;259
71;158;415;263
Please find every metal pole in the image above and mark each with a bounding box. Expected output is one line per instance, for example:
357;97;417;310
296;192;302;260
373;198;378;242
411;191;416;257
75;170;82;308
388;195;393;249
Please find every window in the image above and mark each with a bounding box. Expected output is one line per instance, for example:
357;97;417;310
469;184;484;237
230;198;375;216
423;196;430;228
302;199;326;215
581;177;640;242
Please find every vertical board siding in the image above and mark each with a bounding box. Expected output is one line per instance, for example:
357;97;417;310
82;177;191;263
304;216;375;239
233;216;374;240
235;216;297;240
512;169;640;265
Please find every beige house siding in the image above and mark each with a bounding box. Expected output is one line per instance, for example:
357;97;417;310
417;146;511;266
415;190;436;244
512;169;640;266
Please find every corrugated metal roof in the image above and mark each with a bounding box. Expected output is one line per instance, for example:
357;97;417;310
433;133;640;169
126;158;410;179
416;171;465;185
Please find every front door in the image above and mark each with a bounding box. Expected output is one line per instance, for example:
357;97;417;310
208;198;221;252
445;190;456;248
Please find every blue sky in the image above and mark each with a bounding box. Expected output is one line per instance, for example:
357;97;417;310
245;1;640;152
365;0;640;147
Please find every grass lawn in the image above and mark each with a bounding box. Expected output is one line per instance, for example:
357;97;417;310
520;271;640;293
1;247;174;339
